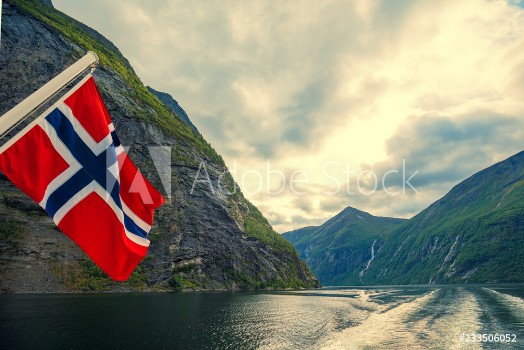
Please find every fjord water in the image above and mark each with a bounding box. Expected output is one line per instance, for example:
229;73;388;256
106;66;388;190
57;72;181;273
0;286;523;349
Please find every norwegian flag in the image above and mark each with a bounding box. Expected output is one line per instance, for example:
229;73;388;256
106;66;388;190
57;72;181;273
0;75;164;281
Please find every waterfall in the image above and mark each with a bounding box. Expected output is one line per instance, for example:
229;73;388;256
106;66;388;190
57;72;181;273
359;239;377;277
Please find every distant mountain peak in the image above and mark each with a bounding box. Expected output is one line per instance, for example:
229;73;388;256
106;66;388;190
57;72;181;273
342;206;365;213
283;206;406;285
340;206;371;217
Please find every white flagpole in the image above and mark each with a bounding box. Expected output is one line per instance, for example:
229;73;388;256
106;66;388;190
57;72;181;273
0;51;99;138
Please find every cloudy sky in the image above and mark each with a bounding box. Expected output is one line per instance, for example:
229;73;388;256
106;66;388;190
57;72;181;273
54;0;524;232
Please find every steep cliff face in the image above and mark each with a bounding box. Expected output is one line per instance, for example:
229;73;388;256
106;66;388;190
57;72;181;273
0;0;318;292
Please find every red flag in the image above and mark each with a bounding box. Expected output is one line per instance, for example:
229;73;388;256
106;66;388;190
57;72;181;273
0;75;164;281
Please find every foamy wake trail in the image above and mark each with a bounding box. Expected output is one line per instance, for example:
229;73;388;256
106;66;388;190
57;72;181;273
320;289;484;350
484;288;524;319
421;290;483;350
320;290;437;350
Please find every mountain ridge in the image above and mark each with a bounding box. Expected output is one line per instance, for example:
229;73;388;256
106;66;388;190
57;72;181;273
284;151;524;285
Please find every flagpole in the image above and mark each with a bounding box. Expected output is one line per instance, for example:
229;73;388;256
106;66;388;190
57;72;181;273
0;51;99;138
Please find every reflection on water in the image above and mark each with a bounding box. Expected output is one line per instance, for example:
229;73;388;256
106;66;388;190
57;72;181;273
0;285;523;349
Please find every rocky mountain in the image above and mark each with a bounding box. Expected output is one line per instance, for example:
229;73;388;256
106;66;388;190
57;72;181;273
283;207;406;285
0;0;318;292
285;151;524;286
147;86;199;134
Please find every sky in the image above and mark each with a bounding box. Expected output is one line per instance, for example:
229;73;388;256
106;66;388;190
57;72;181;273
53;0;524;232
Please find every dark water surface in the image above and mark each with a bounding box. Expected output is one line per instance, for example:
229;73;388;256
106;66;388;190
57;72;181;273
0;285;523;349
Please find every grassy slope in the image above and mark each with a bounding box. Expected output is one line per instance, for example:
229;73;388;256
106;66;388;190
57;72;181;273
6;0;299;269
